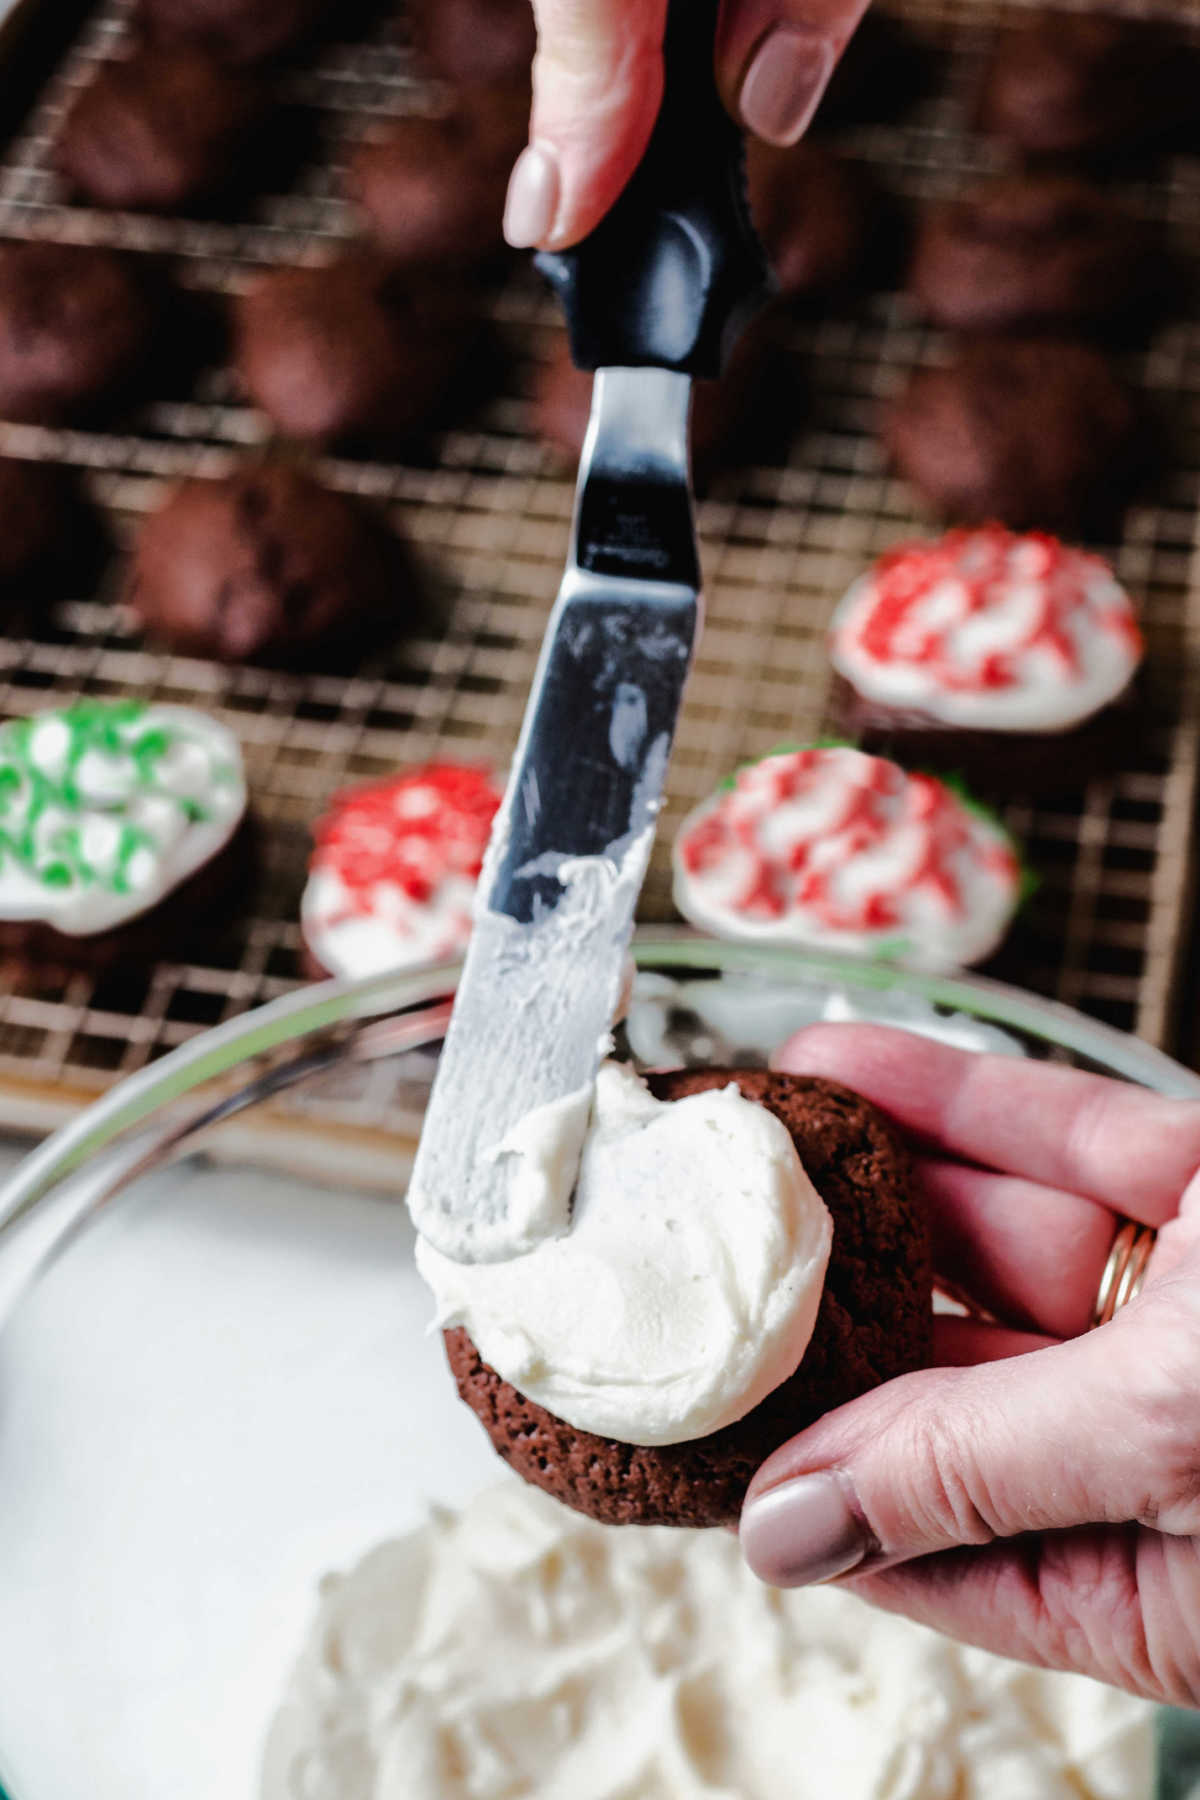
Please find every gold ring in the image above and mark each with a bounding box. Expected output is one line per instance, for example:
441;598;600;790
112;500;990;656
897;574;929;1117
1091;1219;1156;1328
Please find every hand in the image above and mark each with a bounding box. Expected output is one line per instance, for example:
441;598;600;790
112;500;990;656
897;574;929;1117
738;1023;1200;1706
502;0;871;249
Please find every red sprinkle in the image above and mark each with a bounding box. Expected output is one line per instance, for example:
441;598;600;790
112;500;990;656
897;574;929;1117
311;763;501;917
843;525;1140;693
678;748;1015;933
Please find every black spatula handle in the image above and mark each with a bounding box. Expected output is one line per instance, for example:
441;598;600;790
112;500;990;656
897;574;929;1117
535;0;770;378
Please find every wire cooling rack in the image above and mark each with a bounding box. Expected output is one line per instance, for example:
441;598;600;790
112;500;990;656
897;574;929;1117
0;0;1199;1142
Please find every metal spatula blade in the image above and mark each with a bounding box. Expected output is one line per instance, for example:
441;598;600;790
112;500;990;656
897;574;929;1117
407;368;697;1260
407;0;769;1263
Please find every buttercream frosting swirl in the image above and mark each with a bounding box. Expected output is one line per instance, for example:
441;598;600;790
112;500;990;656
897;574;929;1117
416;1061;833;1447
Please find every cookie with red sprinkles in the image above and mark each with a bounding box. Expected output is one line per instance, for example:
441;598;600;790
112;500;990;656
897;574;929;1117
829;525;1142;793
673;745;1023;971
301;762;501;980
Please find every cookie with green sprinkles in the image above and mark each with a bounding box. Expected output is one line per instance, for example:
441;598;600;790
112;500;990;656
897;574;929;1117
0;698;250;967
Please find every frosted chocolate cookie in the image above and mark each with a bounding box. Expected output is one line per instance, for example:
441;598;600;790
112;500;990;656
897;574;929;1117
829;525;1143;793
347;82;528;270
0;699;248;966
128;463;398;664
673;745;1023;971
908;176;1168;338
882;339;1146;533
54;46;273;214
234;254;476;446
136;0;333;65
0;240;160;425
302;762;501;979
427;1064;930;1529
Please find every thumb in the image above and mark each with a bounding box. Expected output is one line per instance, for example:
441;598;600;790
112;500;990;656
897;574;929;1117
739;1300;1195;1587
504;0;668;249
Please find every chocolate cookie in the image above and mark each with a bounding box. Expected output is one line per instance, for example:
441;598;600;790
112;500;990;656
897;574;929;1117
811;8;930;129
0;699;251;973
0;815;255;973
54;46;273;213
535;315;781;490
976;10;1197;161
234;254;476;446
444;1069;931;1528
128;463;399;662
0;240;160;424
136;0;332;65
883;339;1146;533
301;762;501;980
747;139;879;301
347;82;528;269
408;0;536;85
830;670;1140;798
0;458;73;607
826;524;1145;798
908;176;1168;338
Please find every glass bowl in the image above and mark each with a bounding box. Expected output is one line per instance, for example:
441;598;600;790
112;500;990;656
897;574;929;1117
0;932;1196;1800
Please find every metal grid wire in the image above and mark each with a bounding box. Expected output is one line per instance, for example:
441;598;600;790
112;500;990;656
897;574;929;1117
0;0;1199;1140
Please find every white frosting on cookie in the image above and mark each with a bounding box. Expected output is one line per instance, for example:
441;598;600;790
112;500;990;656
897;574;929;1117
673;746;1021;972
830;527;1142;731
416;1060;832;1447
301;763;500;979
0;700;245;936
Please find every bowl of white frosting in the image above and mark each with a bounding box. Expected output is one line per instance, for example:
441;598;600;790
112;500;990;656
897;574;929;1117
0;933;1195;1800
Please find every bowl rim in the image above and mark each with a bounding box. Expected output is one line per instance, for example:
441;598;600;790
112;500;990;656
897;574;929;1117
2;929;1197;1239
0;931;1195;1800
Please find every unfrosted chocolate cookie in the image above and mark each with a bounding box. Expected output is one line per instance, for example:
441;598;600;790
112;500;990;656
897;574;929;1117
136;0;333;65
976;10;1197;160
746;139;879;301
408;0;536;84
0;240;160;424
535;316;781;490
811;8;930;129
128;463;398;662
54;46;273;213
234;254;476;445
0;458;74;607
883;339;1146;533
444;1069;931;1529
909;176;1168;337
347;82;528;268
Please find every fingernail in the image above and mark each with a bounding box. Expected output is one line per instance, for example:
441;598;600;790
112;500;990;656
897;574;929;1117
503;143;560;248
739;26;836;146
740;1473;870;1587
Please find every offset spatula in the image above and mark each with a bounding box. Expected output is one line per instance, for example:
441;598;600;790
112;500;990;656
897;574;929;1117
408;0;768;1262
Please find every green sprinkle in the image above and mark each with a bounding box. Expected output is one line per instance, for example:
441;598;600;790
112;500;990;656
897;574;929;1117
0;700;230;897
